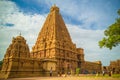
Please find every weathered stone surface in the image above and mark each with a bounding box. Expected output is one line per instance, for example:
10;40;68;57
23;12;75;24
31;4;85;74
82;61;102;73
1;5;102;79
1;35;47;78
108;59;120;73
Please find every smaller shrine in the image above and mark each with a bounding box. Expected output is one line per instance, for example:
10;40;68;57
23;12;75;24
1;35;53;78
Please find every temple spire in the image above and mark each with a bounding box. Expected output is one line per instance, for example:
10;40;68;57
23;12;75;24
53;4;56;7
50;4;59;13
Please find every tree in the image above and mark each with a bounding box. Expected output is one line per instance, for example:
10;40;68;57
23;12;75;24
76;68;80;75
0;60;3;65
99;9;120;49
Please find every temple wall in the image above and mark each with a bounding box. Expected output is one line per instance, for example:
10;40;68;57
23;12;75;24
1;57;44;78
108;59;120;73
81;61;102;74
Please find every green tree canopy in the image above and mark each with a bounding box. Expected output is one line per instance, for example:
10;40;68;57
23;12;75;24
99;9;120;49
0;60;3;65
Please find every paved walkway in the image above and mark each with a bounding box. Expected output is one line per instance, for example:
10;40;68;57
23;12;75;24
6;76;120;80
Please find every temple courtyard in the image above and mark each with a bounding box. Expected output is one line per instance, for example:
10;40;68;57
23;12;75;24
2;74;119;80
6;76;120;80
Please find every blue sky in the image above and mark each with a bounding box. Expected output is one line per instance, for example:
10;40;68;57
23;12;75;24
12;0;120;29
0;0;120;66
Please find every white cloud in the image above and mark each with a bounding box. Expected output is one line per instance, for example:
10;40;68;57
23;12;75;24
67;24;120;66
42;0;117;30
0;0;46;59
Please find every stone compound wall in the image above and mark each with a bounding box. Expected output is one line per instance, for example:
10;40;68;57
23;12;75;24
81;61;102;74
108;59;120;73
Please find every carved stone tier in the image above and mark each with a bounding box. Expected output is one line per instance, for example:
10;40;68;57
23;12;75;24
4;35;30;59
31;5;85;73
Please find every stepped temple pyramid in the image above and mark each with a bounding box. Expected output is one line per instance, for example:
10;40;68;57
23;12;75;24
1;5;102;78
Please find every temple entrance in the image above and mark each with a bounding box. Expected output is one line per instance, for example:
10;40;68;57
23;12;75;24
61;67;65;74
112;68;115;74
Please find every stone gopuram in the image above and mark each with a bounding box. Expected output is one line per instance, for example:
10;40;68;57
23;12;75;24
1;5;102;78
31;5;84;74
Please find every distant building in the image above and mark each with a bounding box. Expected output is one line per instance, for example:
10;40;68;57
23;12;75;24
82;61;102;74
1;5;102;78
108;59;120;73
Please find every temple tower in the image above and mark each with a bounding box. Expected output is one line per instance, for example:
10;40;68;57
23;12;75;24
32;5;84;73
1;35;30;77
1;35;42;78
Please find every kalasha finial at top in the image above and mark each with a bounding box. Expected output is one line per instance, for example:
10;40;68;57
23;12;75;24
50;4;59;13
54;4;56;7
19;32;21;36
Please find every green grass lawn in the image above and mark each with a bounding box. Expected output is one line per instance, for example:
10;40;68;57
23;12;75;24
111;74;120;78
77;74;120;78
90;74;120;78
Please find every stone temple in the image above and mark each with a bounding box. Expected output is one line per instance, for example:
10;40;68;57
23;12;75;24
1;5;102;78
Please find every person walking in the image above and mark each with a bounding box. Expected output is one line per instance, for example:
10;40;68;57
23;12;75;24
102;70;105;76
108;71;112;77
50;67;52;77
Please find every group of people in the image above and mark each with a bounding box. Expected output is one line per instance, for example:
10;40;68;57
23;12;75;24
50;69;71;77
49;68;113;77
